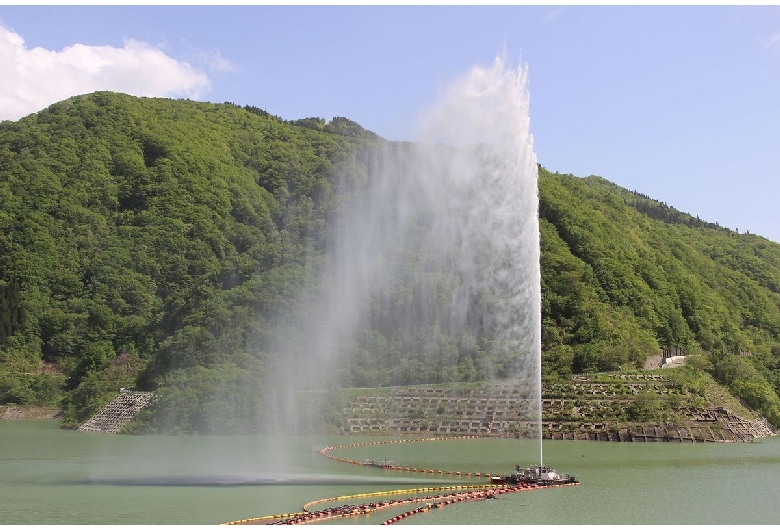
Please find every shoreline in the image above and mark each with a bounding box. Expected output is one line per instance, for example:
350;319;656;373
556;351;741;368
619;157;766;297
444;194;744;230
0;405;59;420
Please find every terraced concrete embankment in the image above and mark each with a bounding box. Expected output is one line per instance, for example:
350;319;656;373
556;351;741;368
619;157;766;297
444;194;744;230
75;375;776;441
342;381;537;437
340;375;776;442
78;389;154;434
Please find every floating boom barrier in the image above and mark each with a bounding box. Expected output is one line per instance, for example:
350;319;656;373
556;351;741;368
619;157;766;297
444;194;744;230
221;435;580;525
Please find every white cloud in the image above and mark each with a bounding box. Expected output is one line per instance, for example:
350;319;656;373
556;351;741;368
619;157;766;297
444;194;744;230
543;7;568;26
768;30;780;51
201;49;236;73
0;24;212;121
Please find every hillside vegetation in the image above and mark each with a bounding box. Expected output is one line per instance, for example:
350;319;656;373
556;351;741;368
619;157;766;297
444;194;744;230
1;92;778;432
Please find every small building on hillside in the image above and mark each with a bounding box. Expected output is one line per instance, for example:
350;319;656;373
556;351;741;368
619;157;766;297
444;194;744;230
662;355;685;368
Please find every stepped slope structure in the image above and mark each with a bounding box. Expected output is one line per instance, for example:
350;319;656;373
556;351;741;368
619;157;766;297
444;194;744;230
78;390;154;434
339;377;777;442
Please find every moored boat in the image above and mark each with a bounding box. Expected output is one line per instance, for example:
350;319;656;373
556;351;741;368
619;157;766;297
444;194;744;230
492;464;578;486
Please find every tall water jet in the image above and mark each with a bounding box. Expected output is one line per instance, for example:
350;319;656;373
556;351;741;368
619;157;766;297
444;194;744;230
263;54;542;463
413;54;542;461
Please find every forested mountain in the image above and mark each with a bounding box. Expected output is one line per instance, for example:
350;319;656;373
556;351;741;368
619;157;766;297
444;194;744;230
1;92;778;432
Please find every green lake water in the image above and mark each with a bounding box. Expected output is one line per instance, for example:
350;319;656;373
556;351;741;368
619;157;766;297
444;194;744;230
1;420;779;525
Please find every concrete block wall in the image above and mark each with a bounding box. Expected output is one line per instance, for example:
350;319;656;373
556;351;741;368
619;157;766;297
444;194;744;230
78;390;154;434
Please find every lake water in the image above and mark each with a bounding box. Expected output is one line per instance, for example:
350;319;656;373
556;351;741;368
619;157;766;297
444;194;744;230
2;420;779;525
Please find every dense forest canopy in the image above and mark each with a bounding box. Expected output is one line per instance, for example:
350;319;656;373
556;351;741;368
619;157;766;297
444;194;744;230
1;92;779;432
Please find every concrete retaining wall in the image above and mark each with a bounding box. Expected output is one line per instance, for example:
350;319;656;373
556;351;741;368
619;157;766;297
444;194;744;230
340;378;777;442
78;389;154;434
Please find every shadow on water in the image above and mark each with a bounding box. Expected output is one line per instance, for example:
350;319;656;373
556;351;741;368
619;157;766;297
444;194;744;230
56;473;457;487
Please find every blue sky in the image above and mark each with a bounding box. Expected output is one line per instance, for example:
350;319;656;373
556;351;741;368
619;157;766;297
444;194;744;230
2;5;779;243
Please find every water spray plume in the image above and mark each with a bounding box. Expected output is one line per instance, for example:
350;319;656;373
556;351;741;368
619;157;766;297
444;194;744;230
416;54;542;463
264;53;542;466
